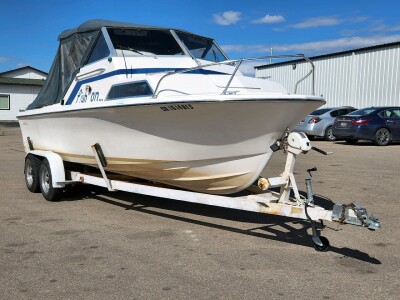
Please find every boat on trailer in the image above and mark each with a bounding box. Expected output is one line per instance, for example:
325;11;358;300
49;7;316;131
19;20;381;251
18;19;324;195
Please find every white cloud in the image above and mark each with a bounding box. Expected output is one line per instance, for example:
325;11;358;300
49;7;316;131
274;35;400;53
222;34;400;56
213;11;241;26
341;19;400;36
239;61;262;76
290;16;341;29
222;44;265;55
371;23;400;32
222;45;249;53
252;14;285;24
348;16;369;24
0;56;9;62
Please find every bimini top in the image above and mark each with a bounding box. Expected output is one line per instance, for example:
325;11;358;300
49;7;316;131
28;19;216;110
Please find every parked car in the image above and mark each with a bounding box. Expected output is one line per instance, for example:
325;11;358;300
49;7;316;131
293;106;357;141
332;106;400;146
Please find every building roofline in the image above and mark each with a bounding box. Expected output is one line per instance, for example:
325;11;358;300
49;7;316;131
0;66;48;77
0;77;46;86
255;40;400;69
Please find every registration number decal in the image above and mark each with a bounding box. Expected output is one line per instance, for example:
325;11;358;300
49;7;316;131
160;104;194;112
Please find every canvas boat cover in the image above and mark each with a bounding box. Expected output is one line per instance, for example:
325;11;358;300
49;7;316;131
27;20;173;110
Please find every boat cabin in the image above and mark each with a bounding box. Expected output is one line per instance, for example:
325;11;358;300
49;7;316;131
28;20;232;110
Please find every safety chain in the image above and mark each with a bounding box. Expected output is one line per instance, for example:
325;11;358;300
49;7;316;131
339;203;368;227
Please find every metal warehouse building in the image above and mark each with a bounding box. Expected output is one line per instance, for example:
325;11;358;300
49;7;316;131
255;41;400;108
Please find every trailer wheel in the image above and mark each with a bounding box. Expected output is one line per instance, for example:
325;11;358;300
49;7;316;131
313;236;330;252
39;158;61;202
24;154;41;193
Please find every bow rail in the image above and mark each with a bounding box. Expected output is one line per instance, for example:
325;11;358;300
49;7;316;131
152;54;315;99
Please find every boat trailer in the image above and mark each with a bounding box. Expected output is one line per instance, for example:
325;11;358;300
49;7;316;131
24;132;381;252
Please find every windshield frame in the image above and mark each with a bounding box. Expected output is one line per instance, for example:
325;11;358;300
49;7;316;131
173;30;229;63
102;27;117;57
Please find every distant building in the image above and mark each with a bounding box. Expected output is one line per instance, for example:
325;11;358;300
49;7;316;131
0;66;47;121
255;41;400;108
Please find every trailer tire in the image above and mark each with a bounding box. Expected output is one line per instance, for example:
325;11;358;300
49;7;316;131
24;154;41;193
39;158;61;202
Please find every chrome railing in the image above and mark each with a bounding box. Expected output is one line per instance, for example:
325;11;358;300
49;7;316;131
152;54;315;99
294;56;315;95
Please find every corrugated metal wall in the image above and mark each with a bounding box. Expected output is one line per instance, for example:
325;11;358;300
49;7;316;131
256;44;400;108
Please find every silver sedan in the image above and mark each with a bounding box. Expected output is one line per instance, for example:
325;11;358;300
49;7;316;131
293;106;356;141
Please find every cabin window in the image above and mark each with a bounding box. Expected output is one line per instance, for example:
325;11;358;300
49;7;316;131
0;94;10;110
106;81;152;100
107;28;184;56
86;33;110;65
175;32;227;62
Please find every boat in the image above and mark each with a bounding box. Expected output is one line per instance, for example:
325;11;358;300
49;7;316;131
18;19;325;195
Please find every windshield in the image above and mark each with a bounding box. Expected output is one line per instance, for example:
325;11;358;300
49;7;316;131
348;108;377;116
107;28;184;56
175;31;228;62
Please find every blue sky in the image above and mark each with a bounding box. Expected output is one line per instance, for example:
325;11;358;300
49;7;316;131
1;0;400;74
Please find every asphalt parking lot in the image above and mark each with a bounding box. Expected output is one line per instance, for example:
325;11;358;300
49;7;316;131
1;124;399;299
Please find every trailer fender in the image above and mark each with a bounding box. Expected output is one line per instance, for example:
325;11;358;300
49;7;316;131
26;151;66;188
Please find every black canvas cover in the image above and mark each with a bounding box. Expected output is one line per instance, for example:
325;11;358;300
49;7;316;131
27;20;170;110
28;31;98;109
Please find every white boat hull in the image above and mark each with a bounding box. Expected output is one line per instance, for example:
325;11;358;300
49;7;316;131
19;97;324;194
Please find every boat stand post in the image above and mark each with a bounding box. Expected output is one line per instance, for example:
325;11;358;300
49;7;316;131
278;151;302;204
258;133;306;205
91;143;114;191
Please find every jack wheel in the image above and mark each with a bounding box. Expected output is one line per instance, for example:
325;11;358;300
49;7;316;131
313;236;330;252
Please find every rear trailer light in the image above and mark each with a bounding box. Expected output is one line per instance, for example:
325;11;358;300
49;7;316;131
309;117;322;123
351;118;370;125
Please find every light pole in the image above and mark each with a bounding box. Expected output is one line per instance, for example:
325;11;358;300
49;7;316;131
270;48;273;64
